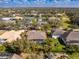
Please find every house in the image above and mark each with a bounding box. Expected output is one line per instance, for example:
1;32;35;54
1;17;16;21
24;17;37;25
2;18;11;21
49;16;61;22
52;29;65;39
14;16;23;20
62;31;79;45
0;17;16;25
0;30;24;43
31;10;38;16
0;39;6;44
27;30;47;43
11;54;22;59
0;53;22;59
37;20;47;25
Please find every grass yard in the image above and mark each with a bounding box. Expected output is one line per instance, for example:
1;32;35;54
46;38;65;52
69;53;79;59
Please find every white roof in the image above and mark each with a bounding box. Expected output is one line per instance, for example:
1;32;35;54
2;18;11;20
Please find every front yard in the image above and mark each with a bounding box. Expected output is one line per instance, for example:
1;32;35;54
44;38;65;52
69;53;79;59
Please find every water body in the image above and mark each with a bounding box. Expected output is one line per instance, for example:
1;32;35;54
0;0;79;8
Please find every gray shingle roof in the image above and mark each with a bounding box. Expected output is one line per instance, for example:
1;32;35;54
27;30;47;40
66;31;79;42
52;29;65;36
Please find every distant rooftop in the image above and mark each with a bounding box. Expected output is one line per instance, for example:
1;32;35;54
52;28;65;36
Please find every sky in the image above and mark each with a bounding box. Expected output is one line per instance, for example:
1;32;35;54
0;0;79;8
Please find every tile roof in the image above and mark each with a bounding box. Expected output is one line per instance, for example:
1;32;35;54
0;30;24;42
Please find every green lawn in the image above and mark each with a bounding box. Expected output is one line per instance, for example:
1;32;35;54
46;38;65;52
69;53;79;59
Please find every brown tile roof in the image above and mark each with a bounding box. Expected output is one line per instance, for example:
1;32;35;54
27;30;47;40
0;30;24;42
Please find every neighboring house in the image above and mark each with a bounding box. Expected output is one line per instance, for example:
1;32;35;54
14;16;23;20
49;16;61;22
11;54;22;59
1;17;15;21
0;53;22;59
0;17;16;24
62;31;79;45
30;10;38;16
2;18;11;20
0;30;24;43
27;30;47;43
37;20;47;25
24;17;37;24
0;39;6;44
52;29;65;39
1;17;23;21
